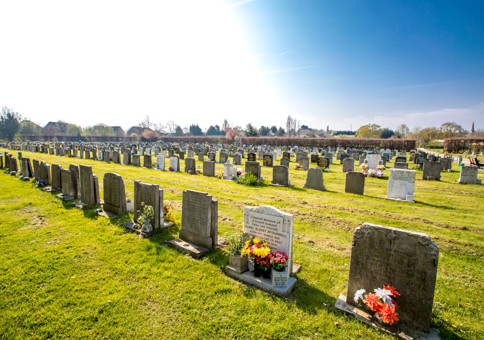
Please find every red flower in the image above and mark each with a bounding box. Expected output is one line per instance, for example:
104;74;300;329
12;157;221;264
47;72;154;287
384;285;400;297
364;293;383;312
379;304;399;325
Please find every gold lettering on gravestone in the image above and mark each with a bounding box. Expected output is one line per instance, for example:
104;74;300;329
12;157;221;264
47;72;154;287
244;211;289;254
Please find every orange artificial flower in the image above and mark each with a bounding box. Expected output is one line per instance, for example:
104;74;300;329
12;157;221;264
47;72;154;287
379;304;399;325
364;293;383;312
384;285;400;297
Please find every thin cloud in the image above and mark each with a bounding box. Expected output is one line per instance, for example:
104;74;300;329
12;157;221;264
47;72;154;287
260;65;316;75
376;81;452;92
226;0;257;8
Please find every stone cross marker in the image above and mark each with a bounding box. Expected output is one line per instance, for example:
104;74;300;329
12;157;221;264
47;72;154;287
346;223;439;333
386;169;416;202
103;173;127;216
179;190;218;249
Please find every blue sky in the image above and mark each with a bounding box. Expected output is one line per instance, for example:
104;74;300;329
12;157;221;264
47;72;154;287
0;0;482;132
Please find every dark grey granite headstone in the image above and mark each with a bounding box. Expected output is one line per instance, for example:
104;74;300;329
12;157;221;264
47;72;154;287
203;161;215;177
80;165;100;206
271;165;289;186
304;168;326;191
345;171;365;195
347;223;439;333
185;158;196;174
103;173;127;216
245;161;261;179
422;160;441;180
134;180;163;231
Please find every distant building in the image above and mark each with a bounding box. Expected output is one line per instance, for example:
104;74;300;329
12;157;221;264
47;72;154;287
127;126;144;136
42;121;69;136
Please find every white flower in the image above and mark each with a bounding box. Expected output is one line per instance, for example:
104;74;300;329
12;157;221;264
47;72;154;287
354;289;366;304
382;295;395;307
374;288;392;299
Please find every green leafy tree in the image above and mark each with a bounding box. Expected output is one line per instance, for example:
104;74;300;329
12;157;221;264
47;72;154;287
355;124;383;138
244;123;259;137
206;125;225;136
0;107;22;141
276;127;285;136
174;126;184;136
395;124;409;138
19;121;41;137
84;124;114;137
439;122;467;138
380;128;394;139
67;124;83;137
270;125;277;133
189;124;204;136
259;126;270;136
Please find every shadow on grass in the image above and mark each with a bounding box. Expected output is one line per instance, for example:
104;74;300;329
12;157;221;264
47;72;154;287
414;200;455;210
292;276;337;314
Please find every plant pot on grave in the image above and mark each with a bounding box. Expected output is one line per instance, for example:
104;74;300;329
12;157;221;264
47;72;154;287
229;254;248;273
261;267;271;279
141;221;153;233
248;255;255;272
271;267;289;288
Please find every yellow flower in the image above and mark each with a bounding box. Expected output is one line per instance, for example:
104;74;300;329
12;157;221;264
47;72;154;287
263;242;268;246
253;238;261;244
245;240;250;245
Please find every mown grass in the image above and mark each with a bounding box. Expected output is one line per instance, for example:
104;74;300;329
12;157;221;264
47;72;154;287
0;148;483;339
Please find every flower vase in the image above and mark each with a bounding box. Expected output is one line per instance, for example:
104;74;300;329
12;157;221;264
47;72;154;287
229;254;248;273
248;255;255;272
141;220;153;233
261;267;271;279
271;267;289;288
253;263;261;277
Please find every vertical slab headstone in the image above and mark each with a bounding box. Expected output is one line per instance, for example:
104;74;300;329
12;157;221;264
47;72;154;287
457;166;481;184
304;168;326;191
271;165;289;186
51;164;62;191
342;158;355;172
263;154;273;167
103;173;127;216
80;165;100;206
386;169;416;202
223;160;235;180
144;154;152;168
366;154;382;170
156;156;165;170
61;169;73;197
134;180;163;231
185;157;196;174
132;154;141;167
169;156;180;172
245;161;261;179
422;161;441;180
178;190;218;249
345;171;365;195
203;160;215;177
298;156;309;170
280;157;290;168
123;152;131;165
69;164;80;198
346;223;439;333
233;153;242;165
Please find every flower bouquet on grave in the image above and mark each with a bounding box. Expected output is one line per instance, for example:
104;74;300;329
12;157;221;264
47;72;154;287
242;237;271;276
269;251;289;288
219;231;251;273
367;169;376;177
377;164;385;171
163;201;175;223
137;202;154;233
295;164;305;171
236;168;243;177
353;285;400;326
360;164;368;176
169;167;174;172
36;179;46;188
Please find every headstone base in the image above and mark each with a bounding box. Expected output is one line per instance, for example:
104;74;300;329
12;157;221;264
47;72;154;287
96;209;120;219
385;196;414;203
20;177;30;181
335;295;440;340
225;266;296;298
43;187;60;193
56;193;76;201
71;199;103;209
269;183;292;188
121;221;170;238
167;238;209;258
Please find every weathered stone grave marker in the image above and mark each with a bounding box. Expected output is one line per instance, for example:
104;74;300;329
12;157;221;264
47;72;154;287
386;169;416;202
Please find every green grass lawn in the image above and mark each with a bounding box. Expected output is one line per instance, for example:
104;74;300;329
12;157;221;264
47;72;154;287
1;148;483;339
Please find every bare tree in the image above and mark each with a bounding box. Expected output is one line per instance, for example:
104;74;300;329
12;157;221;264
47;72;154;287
222;119;230;132
139;115;152;129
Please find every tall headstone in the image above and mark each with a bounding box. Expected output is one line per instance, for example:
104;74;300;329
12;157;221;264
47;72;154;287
345;171;365;195
69;164;80;198
298;156;309;170
132;154;141;167
144;155;152;168
233;153;242;165
51;164;62;191
386;169;416;202
366;154;381;170
173;190;218;253
60;169;74;198
304;168;326;191
169;156;180;172
103;173;127;216
342;158;355;172
223;160;235;180
156;156;165;170
79;165;100;206
422;160;441;180
346;223;439;334
123;152;131;165
245;161;261;179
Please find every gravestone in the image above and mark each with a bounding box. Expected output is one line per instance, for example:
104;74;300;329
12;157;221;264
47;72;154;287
39;162;50;185
233;153;242;165
51;164;62;191
0;154;3;169
169;156;180;172
304;168;326;191
440;158;452;171
112;151;120;164
263;154;273;167
103;173;127;216
33;159;40;180
134;180;163;231
219;152;228;164
393;162;408;170
21;157;34;179
79;165;100;207
69;164;80;198
345;171;365;195
311;154;319;163
280;157;290;168
198;153;205;162
185;157;196;174
132;154;141;167
283;151;290;159
366;154;381;170
386;169;416;202
203;161;215;177
342;158;355;172
422;161;441;180
156;156;165;170
59;169;74;200
317;157;330;169
226;205;296;297
298;156;309;170
123;152;131;165
271;165;289;186
208;152;216;162
344;223;439;334
457;166;481;184
144;155;152;168
103;150;110;162
247;152;257;162
223;160;235;180
245;161;261;179
169;190;218;258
